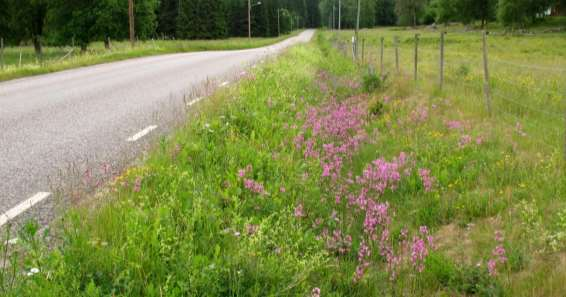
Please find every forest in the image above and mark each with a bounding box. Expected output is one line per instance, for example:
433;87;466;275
0;0;320;51
1;0;565;53
319;0;566;29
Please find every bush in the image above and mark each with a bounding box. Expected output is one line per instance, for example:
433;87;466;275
362;73;382;93
369;99;384;116
451;265;504;297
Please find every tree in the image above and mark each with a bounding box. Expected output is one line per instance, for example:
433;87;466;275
498;0;553;28
177;0;227;39
49;0;159;51
458;0;496;27
431;0;457;24
157;0;180;38
8;0;48;54
395;0;426;26
375;0;397;25
0;0;11;41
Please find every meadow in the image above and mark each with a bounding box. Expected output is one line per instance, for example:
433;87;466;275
1;27;566;296
0;33;297;82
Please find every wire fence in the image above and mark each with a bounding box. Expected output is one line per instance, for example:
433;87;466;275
335;31;566;163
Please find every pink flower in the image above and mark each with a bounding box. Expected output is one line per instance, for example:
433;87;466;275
488;259;497;276
495;230;504;242
515;122;527;137
279;186;286;193
133;177;142;193
354;240;371;282
311;287;321;297
445;120;463;130
459;134;472;148
243;178;265;195
245;224;259;235
418;168;434;192
294;203;305;218
238;169;246;178
410;106;429;123
476;136;484;145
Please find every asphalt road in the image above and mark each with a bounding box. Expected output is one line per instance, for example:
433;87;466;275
0;30;314;229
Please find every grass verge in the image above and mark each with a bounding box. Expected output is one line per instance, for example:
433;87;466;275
0;32;298;82
2;29;566;296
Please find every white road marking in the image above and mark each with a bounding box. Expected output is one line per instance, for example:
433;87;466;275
220;81;230;87
187;97;204;107
5;238;18;245
127;125;158;142
0;192;51;228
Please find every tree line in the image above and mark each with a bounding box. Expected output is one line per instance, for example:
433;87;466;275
319;0;566;29
0;0;320;53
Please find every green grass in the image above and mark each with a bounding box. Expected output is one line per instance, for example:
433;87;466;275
0;32;298;82
2;27;566;296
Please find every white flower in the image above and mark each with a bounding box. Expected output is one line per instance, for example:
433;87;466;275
27;267;40;276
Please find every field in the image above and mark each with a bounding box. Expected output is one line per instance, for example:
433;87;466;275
0;33;297;82
2;28;566;296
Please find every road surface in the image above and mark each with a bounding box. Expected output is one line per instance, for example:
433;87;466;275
0;30;314;230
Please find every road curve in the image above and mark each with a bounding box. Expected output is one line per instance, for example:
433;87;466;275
0;30;315;227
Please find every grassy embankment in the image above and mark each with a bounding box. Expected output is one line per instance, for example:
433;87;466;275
2;28;566;296
0;32;298;82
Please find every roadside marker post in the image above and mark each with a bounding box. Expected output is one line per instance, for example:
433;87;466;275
414;34;419;83
0;37;4;70
482;31;493;116
394;36;399;73
439;31;445;90
380;37;384;75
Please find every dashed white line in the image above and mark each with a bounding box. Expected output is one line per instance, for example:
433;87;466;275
127;125;158;142
0;192;51;228
187;97;204;107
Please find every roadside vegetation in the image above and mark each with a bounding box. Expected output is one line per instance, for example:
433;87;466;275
2;26;566;296
0;33;297;82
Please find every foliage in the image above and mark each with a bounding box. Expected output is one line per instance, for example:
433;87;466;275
498;0;555;28
362;72;382;92
395;0;427;26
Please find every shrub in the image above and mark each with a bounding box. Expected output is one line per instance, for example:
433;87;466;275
362;73;382;93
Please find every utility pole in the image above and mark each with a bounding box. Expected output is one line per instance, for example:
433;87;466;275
338;0;341;30
355;0;361;60
278;9;282;36
129;0;135;47
332;4;335;30
248;0;252;39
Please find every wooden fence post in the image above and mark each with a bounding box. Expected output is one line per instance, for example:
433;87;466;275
482;31;492;116
380;37;384;75
352;36;356;62
362;38;366;64
394;36;399;73
414;34;419;82
439;31;445;90
0;37;4;70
